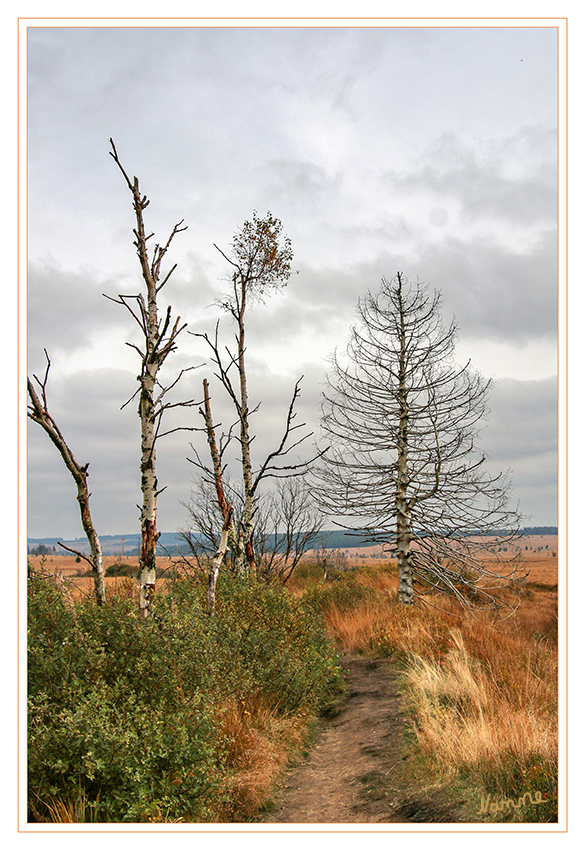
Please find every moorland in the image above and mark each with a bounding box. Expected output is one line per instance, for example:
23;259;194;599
26;537;558;824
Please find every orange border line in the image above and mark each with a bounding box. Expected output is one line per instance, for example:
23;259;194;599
18;16;569;835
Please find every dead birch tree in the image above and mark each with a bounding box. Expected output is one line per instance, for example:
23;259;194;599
199;377;235;612
107;139;197;617
27;352;106;605
317;273;525;611
190;211;324;578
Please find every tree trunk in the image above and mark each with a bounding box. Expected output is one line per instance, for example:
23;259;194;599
396;274;414;604
236;284;256;577
138;316;159;616
109;140;189;618
200;377;238;574
208;505;233;615
76;485;106;606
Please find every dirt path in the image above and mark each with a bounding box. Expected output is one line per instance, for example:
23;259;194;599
259;655;466;825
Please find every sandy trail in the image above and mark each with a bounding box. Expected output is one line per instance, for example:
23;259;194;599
259;655;464;825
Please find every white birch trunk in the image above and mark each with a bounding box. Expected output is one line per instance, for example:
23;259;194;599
208;507;233;615
236;285;256;577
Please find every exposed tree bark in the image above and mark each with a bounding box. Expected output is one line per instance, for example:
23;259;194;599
208;503;233;616
27;353;106;606
199;379;234;525
317;272;525;612
199;377;236;607
108;139;197;617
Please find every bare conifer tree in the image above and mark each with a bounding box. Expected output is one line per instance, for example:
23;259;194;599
317;273;525;611
190;212;323;577
27;352;106;605
107;139;197;616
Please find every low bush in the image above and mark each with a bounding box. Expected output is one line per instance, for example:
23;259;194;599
27;565;342;823
105;562;136;577
303;573;380;617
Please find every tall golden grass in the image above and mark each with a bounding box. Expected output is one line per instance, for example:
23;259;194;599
315;561;558;822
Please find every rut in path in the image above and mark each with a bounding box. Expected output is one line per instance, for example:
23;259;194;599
259;655;465;825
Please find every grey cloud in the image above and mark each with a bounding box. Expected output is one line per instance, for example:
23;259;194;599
482;376;557;460
389;129;557;226
27;362;209;539
26;25;559;537
480;376;557;523
28;367;140;537
28;262;131;363
277;226;557;350
414;231;557;342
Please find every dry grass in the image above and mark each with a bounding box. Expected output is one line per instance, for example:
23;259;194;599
216;694;308;819
400;615;558;821
28;789;102;824
404;627;557;767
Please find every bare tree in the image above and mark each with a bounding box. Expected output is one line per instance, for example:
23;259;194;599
196;376;235;612
254;478;325;583
107;139;197;617
180;475;324;586
27;352;106;605
190;211;323;577
316;273;525;611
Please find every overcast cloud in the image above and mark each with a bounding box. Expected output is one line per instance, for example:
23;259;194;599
26;22;559;538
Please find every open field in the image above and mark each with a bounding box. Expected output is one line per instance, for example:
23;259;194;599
26;535;558;597
307;536;558;587
26;555;157;602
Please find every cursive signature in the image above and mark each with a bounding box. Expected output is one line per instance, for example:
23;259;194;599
477;790;546;815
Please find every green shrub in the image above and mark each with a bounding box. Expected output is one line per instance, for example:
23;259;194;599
105;562;136;577
157;572;343;714
303;573;379;617
28;568;222;822
27;565;341;823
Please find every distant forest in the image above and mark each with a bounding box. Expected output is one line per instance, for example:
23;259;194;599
27;526;558;557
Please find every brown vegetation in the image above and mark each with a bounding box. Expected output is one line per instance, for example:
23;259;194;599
28;541;558;823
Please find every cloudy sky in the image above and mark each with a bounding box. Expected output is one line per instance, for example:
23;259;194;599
26;20;560;539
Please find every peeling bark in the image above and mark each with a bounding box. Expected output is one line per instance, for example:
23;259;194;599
235;284;256;577
208;504;233;615
199;377;236;605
